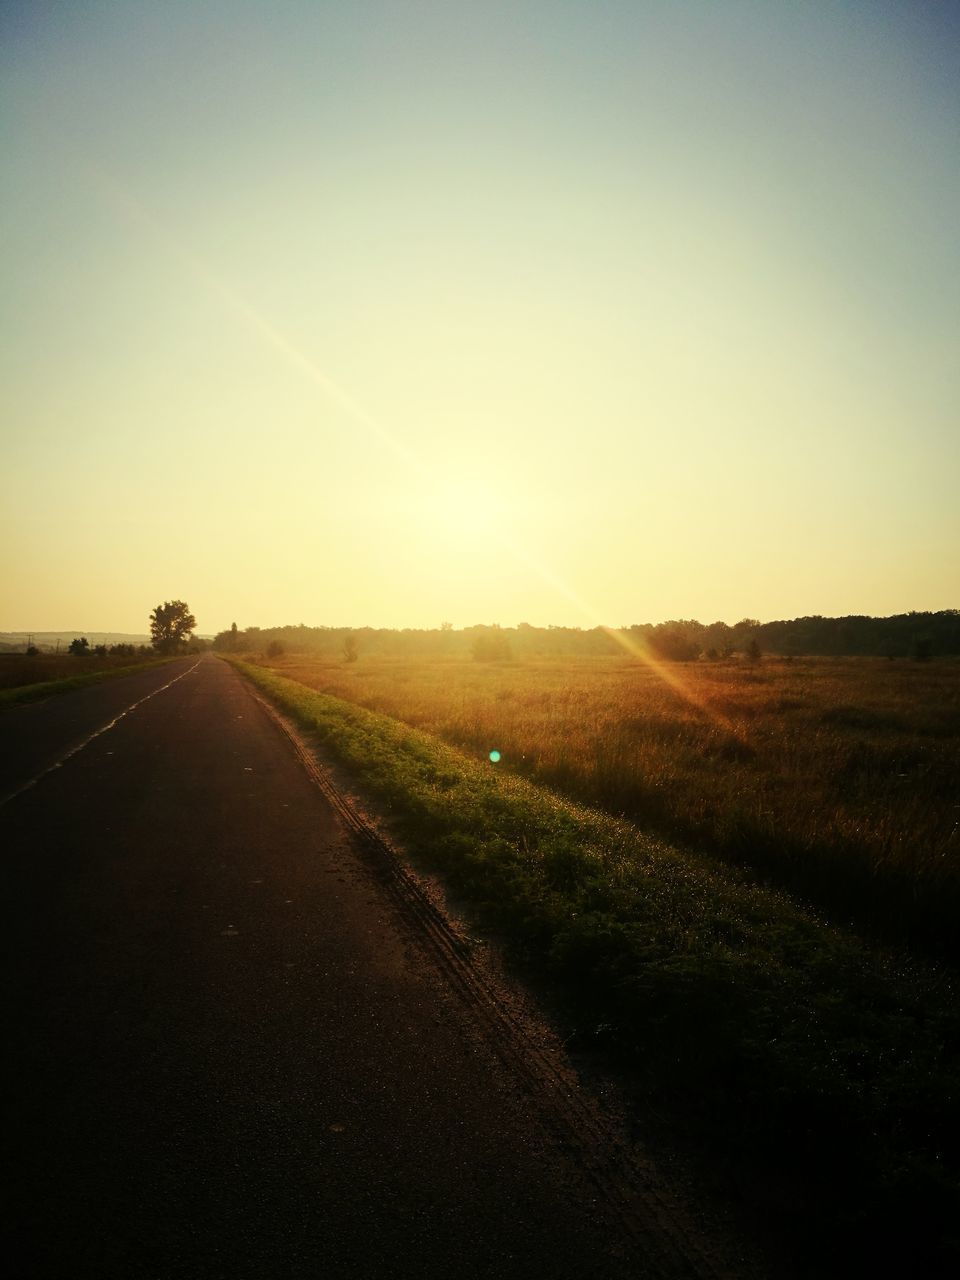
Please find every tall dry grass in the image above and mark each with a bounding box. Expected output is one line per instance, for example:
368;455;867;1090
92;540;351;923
257;652;960;955
0;652;155;691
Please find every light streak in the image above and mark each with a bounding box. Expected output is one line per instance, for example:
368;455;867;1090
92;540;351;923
96;171;738;736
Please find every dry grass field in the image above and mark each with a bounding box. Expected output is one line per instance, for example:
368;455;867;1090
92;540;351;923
0;652;151;691
255;652;960;955
0;652;175;708
235;654;960;1270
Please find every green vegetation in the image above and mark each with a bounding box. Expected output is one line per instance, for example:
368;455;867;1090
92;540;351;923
0;654;182;708
246;652;960;960
230;656;959;1274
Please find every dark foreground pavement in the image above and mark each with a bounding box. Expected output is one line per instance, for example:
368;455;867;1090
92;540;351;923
2;656;691;1280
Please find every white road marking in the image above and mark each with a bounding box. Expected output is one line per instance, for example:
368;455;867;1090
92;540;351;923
0;659;202;809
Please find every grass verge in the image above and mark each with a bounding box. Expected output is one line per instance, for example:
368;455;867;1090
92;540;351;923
0;657;182;709
250;652;960;960
231;657;959;1275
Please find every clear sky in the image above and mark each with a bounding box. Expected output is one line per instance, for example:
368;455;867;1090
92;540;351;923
2;0;957;635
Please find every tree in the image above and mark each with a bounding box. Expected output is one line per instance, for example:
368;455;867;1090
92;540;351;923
471;627;513;662
342;633;359;663
911;636;933;662
150;600;197;654
68;637;89;656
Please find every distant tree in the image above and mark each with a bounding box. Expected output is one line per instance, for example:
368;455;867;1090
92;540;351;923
266;640;284;658
911;637;933;662
68;637;89;656
650;625;700;662
343;634;359;663
93;644;108;657
26;644;39;656
747;638;762;663
471;628;514;662
149;600;197;654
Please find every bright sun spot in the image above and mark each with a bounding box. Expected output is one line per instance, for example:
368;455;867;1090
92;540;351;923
419;473;514;547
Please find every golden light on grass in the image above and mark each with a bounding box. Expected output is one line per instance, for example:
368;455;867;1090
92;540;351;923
601;626;742;739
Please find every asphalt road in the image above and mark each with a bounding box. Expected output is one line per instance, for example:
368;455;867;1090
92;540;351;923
1;655;705;1280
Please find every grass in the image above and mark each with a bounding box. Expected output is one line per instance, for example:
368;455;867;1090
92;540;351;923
249;652;960;959
230;656;959;1275
0;654;182;708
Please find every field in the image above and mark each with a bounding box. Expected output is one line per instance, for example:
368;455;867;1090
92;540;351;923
0;652;175;707
0;652;156;690
252;652;960;957
230;655;960;1272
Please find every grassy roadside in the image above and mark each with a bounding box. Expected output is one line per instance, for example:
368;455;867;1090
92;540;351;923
230;658;960;1274
248;652;960;960
0;656;183;709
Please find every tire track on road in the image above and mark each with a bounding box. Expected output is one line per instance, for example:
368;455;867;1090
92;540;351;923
242;676;752;1280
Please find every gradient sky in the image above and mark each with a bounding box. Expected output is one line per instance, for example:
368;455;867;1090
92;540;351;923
2;0;957;634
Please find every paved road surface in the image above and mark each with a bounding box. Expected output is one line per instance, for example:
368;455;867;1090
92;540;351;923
3;656;714;1279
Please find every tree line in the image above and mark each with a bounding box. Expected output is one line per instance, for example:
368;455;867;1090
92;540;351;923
212;611;959;662
64;601;202;658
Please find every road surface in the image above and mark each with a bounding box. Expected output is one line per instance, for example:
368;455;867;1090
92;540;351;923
2;656;734;1279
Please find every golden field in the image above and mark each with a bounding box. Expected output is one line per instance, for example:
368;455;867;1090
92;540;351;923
254;651;960;954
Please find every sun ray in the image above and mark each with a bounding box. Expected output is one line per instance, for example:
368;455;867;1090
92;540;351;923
92;170;423;472
96;170;743;738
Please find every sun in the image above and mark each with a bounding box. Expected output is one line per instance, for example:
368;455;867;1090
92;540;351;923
417;471;515;549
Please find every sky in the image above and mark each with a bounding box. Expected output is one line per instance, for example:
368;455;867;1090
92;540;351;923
2;0;957;635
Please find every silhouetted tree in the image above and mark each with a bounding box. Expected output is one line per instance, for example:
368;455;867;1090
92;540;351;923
68;637;89;656
650;625;701;661
911;637;933;662
343;634;359;663
150;600;197;654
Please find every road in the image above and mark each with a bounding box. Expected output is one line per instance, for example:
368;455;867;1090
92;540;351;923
2;656;730;1279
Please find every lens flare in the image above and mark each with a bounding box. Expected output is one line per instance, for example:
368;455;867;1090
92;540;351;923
98;173;745;744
